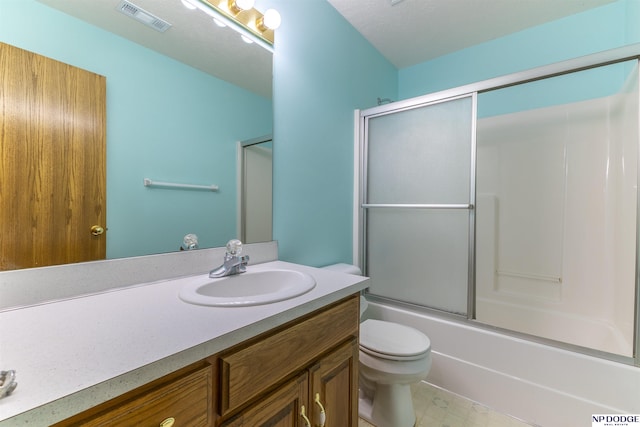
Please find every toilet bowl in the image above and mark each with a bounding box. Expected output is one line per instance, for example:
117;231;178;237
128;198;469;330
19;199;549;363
359;318;431;427
321;264;432;427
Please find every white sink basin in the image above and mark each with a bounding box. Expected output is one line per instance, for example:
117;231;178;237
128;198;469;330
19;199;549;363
178;269;316;307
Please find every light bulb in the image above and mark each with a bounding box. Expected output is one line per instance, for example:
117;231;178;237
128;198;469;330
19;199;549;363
235;0;254;10
228;0;254;14
240;34;254;44
261;9;281;30
180;0;197;10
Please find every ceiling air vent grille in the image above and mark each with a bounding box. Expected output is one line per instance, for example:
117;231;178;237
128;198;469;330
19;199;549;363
116;0;172;33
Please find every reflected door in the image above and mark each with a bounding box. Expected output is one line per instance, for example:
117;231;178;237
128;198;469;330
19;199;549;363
0;42;106;270
363;95;475;315
240;138;272;243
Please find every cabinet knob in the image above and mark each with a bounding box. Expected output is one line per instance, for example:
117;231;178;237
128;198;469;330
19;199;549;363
160;418;175;427
314;393;326;427
300;405;311;427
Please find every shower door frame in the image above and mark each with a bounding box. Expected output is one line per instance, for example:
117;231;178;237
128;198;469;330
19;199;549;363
356;43;640;366
359;93;478;317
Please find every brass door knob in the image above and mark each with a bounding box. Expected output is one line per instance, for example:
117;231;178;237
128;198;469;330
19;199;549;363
90;225;105;236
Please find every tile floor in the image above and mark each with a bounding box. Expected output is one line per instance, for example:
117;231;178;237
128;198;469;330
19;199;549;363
358;381;533;427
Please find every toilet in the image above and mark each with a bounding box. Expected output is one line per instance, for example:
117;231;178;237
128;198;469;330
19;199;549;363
321;264;432;427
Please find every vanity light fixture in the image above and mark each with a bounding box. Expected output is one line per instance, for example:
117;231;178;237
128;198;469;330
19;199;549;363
228;0;255;15
181;0;280;52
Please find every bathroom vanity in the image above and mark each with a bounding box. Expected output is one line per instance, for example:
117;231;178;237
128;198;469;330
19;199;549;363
0;255;368;426
55;296;359;426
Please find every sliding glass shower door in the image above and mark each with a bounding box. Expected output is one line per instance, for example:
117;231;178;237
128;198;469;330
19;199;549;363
359;53;639;362
362;95;475;315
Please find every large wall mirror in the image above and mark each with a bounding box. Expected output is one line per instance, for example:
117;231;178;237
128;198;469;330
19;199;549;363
0;0;273;270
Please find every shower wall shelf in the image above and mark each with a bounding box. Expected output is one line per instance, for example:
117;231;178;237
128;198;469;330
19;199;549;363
143;178;219;192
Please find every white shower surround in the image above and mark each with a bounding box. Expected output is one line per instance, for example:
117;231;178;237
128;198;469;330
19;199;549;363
475;71;638;357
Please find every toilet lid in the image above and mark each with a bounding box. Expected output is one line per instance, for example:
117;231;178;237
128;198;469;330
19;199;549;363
360;319;430;360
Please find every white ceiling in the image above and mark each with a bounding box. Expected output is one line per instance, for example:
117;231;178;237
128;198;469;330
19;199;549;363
328;0;615;68
36;0;616;97
36;0;274;98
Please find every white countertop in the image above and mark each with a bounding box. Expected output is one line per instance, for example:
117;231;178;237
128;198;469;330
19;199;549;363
0;260;369;425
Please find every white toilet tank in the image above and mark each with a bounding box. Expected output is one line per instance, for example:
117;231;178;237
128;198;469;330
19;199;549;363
321;263;367;315
321;263;362;275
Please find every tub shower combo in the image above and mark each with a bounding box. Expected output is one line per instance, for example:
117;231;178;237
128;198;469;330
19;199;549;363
356;46;640;424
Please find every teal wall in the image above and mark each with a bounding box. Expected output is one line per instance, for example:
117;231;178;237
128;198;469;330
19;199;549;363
270;0;640;268
626;0;640;42
399;0;635;99
270;0;397;266
477;60;634;118
0;0;272;259
4;0;637;269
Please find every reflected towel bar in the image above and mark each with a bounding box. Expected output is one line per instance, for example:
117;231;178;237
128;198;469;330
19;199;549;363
143;178;219;192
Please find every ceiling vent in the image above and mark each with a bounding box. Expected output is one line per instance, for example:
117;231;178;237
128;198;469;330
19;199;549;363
116;0;172;33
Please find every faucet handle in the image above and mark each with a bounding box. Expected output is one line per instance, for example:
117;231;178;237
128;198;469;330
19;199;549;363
181;233;199;250
0;370;17;399
226;239;243;256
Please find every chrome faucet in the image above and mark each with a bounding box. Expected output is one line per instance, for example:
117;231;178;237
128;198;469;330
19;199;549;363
209;239;250;278
0;370;17;400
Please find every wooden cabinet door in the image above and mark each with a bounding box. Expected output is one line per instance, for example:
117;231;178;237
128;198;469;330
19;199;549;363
308;338;359;427
221;373;309;427
53;364;212;427
0;42;106;270
219;296;359;416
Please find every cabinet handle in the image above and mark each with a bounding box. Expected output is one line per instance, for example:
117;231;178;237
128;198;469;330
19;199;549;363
314;393;326;427
300;405;311;427
160;418;175;427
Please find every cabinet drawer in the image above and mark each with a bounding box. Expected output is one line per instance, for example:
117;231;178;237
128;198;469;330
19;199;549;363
219;296;359;415
220;373;308;427
63;365;212;427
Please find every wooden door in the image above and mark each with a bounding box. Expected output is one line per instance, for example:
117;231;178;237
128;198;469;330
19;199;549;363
240;139;272;243
221;373;309;427
0;42;106;270
308;338;359;427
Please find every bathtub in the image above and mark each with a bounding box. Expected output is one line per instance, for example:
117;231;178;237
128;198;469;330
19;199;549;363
365;299;640;427
476;297;633;358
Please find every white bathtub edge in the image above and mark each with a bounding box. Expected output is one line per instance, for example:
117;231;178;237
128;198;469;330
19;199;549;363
428;351;625;427
367;301;640;427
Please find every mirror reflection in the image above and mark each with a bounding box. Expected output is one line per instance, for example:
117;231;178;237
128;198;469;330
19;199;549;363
0;0;273;270
239;136;273;244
